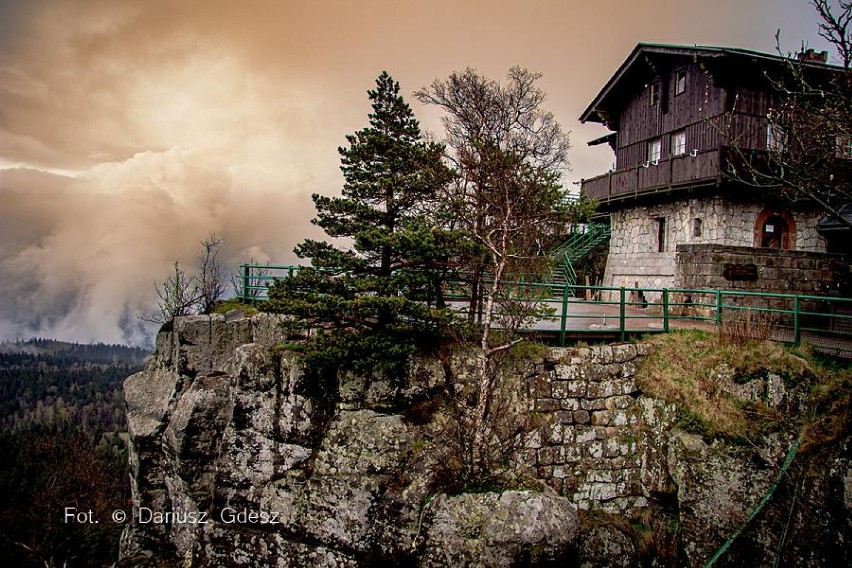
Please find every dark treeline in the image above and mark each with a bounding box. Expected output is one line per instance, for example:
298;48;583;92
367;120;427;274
0;337;149;365
0;339;146;566
0;423;128;567
0;339;148;433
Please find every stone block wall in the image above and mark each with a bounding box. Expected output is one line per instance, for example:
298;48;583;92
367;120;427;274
603;196;827;301
522;344;675;517
674;244;850;320
676;244;848;296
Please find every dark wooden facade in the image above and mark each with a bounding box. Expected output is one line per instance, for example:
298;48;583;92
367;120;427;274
580;45;811;205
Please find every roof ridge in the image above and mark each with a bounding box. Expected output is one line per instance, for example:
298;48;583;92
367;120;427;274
580;42;843;124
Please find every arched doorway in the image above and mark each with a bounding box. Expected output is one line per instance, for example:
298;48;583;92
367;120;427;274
761;214;788;248
754;209;796;249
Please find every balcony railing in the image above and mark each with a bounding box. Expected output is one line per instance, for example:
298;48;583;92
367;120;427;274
582;147;723;201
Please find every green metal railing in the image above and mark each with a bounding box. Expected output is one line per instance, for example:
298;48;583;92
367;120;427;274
237;264;302;300
550;223;611;292
236;264;852;355
552;223;611;261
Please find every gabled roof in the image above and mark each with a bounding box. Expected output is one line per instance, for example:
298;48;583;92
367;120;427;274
579;43;841;127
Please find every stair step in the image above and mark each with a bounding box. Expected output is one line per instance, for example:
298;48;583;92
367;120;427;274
548;223;610;297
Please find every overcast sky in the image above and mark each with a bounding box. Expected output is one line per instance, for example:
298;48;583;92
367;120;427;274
0;0;832;345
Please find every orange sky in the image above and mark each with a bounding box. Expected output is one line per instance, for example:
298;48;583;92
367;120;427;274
0;0;831;344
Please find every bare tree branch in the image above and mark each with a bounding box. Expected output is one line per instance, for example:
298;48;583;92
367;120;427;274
140;232;228;325
197;231;226;313
702;5;852;232
139;262;200;325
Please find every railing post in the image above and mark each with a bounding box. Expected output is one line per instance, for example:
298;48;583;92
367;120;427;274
715;290;723;328
560;285;570;347
242;264;250;302
619;287;626;341
793;295;801;346
662;289;670;333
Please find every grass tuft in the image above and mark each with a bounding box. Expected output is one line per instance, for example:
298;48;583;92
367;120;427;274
638;329;812;440
212;298;260;316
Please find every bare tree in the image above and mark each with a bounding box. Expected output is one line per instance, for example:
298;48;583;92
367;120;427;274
417;68;576;475
720;0;852;228
197;231;226;313
814;0;852;68
141;233;227;325
418;68;572;323
141;261;199;325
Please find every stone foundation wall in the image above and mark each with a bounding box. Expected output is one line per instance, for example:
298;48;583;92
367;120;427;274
603;196;827;301
675;244;848;296
521;343;674;517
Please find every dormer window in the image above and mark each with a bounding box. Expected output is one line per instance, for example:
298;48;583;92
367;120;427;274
675;70;687;95
650;82;661;106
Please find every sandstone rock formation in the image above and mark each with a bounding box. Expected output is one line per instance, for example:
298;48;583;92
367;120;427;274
121;313;580;566
121;312;850;566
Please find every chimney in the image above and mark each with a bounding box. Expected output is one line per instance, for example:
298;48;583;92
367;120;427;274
797;48;829;63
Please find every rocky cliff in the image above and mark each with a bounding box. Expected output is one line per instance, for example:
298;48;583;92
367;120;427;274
120;312;850;567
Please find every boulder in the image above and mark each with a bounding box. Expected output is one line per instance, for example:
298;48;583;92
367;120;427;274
421;491;579;567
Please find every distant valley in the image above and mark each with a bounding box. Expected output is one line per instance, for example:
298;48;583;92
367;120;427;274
0;338;149;567
0;338;149;433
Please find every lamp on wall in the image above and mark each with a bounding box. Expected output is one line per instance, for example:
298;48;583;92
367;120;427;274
690;149;698;157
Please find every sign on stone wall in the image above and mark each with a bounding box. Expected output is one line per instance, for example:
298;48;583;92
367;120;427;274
722;263;758;281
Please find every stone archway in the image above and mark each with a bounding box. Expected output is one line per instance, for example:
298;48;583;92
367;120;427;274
754;209;796;249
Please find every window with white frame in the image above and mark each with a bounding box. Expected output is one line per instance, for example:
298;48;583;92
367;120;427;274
647;138;662;163
675;69;687;95
766;121;787;152
672;131;686;156
837;135;852;159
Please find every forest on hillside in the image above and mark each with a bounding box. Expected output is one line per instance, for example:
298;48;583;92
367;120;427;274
0;338;147;433
0;339;148;567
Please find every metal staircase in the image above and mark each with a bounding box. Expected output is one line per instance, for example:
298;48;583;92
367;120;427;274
551;223;611;295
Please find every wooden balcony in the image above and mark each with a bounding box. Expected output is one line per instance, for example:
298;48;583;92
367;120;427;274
581;147;723;203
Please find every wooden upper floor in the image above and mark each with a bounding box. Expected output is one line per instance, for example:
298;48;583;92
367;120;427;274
579;44;841;205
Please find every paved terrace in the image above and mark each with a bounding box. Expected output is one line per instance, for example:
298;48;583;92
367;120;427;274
449;290;852;358
237;265;852;358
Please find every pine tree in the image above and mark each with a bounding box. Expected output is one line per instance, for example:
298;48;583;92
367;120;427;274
264;72;459;380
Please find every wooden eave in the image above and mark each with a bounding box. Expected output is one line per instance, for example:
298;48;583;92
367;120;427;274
591;178;720;213
587;132;616;147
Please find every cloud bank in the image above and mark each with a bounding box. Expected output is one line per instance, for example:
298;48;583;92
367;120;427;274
0;1;338;344
0;0;825;345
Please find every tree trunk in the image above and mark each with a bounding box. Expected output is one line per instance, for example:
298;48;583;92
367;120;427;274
471;256;504;473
